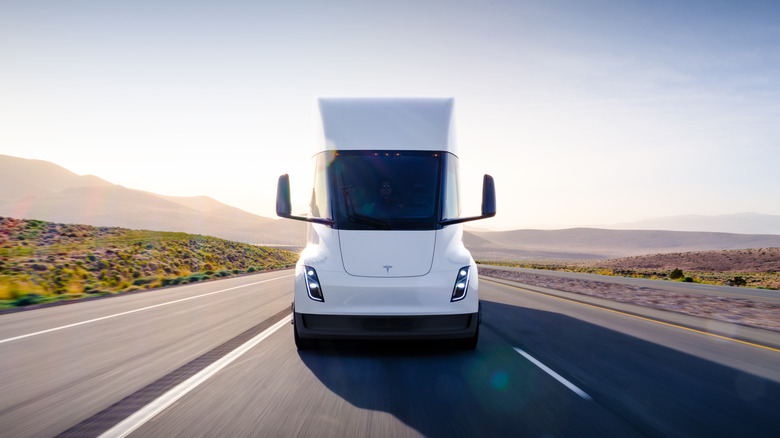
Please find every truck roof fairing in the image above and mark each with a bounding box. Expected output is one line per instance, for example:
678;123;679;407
318;98;456;154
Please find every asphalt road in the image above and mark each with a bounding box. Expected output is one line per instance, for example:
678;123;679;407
1;269;779;437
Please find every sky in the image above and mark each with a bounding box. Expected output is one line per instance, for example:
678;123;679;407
2;0;779;231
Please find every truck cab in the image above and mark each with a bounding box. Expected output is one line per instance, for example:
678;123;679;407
276;98;495;349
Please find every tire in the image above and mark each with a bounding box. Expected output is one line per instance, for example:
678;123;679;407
293;318;316;350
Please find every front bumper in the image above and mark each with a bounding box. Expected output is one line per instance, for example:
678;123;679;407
294;309;480;340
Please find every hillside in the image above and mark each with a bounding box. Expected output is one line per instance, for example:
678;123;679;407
487;247;780;289
0;217;299;307
588;247;780;273
0;154;113;204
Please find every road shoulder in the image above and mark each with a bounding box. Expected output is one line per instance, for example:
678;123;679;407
481;274;780;351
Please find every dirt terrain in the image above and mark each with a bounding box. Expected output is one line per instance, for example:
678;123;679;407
586;247;780;273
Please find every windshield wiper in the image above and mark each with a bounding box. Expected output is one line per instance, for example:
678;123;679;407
342;188;391;230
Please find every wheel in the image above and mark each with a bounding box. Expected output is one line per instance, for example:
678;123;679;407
294;317;316;350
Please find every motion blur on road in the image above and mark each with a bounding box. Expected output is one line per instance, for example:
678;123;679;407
1;269;779;437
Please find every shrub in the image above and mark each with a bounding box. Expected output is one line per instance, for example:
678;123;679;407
683;276;694;283
184;273;209;283
14;293;46;306
132;276;159;286
167;277;183;285
670;268;684;280
731;276;747;286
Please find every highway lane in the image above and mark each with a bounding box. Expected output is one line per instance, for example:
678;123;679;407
127;302;640;437
484;265;780;303
0;270;293;438
127;279;780;437
2;272;779;437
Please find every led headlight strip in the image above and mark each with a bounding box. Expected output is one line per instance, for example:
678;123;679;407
303;266;324;301
451;266;470;302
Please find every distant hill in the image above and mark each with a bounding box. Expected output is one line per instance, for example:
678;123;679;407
465;228;780;261
0;154;113;204
3;154;779;259
601;212;780;235
0;154;306;245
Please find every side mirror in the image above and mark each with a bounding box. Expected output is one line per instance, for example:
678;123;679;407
481;174;496;218
440;174;497;226
276;174;335;226
276;174;293;217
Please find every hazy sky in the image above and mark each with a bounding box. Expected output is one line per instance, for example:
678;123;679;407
2;0;779;230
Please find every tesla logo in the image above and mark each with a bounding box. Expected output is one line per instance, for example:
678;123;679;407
383;265;392;275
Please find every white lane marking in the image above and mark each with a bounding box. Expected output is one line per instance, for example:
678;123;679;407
99;314;292;438
513;347;592;400
0;275;292;345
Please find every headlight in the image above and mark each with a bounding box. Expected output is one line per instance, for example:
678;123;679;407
451;266;470;302
303;266;324;302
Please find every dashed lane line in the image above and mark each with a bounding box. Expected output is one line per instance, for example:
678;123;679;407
513;348;592;400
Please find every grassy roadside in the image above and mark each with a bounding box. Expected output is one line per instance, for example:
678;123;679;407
0;217;299;309
477;260;780;290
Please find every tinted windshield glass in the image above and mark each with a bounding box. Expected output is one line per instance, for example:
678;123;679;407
330;151;442;230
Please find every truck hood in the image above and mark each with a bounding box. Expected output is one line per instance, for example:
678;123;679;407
339;230;435;277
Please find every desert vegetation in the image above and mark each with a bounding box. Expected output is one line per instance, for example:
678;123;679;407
479;247;780;290
0;217;299;308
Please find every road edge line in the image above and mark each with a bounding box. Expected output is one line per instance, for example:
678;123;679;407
98;314;292;438
0;275;291;345
485;277;780;353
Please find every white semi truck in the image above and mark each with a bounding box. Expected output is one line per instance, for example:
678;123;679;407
276;98;496;349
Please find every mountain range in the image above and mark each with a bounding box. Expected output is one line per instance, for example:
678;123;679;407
2;154;779;260
599;213;780;235
462;228;780;261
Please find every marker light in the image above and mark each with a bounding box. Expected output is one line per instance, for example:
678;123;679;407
451;266;471;302
303;265;324;302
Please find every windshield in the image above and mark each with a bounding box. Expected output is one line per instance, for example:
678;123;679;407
328;151;444;230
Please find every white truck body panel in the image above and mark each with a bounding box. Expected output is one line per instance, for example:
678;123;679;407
338;230;435;277
318;98;457;154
